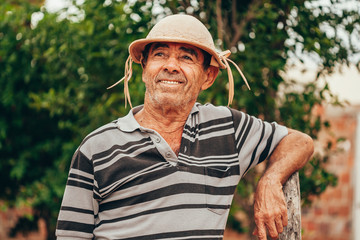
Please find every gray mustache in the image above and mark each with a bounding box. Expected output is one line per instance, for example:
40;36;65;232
156;72;186;82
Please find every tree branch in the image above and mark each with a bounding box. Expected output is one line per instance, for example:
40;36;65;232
216;0;223;44
230;0;264;47
279;172;302;240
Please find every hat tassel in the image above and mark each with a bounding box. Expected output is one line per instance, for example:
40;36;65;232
219;51;251;106
107;55;134;108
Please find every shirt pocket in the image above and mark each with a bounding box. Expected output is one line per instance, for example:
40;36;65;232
204;166;234;215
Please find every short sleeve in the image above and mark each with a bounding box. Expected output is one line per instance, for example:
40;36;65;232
229;108;288;177
56;150;97;239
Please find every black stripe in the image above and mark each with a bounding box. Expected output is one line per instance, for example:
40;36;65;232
92;137;152;161
103;164;176;192
205;185;237;195
237;114;254;152
115;229;224;240
183;116;233;135
69;173;92;184
184;121;233;138
93;139;154;167
258;122;276;163
66;179;93;191
198;116;233;130
176;162;239;178
60;206;94;215
99;183;205;211
100;182;235;212
228;107;243;130
71;151;93;175
96;148;169;193
181;134;236;158
244;121;266;174
57;220;93;233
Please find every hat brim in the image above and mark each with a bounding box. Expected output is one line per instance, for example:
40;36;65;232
129;37;226;69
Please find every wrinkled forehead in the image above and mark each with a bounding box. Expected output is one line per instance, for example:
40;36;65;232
149;42;202;58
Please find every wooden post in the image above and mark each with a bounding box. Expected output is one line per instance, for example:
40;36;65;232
279;172;302;240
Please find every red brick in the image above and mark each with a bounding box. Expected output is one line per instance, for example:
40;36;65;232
339;172;350;184
313;207;323;216
328;206;350;217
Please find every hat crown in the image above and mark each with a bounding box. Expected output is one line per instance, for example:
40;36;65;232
146;14;216;51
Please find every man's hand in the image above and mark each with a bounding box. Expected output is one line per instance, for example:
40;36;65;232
252;128;314;239
253;178;288;239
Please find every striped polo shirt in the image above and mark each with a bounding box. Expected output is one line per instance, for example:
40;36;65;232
56;103;288;240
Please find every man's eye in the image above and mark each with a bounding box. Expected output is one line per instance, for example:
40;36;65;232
154;52;164;57
182;55;193;61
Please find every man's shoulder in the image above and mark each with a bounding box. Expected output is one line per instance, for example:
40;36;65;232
195;103;248;121
79;120;119;148
88;120;119;138
195;103;232;118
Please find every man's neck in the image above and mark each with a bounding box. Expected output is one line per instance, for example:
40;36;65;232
133;99;195;156
134;100;193;133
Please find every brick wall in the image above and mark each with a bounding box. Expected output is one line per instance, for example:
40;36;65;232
301;105;360;240
0;202;46;240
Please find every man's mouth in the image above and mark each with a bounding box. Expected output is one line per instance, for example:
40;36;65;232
159;80;182;84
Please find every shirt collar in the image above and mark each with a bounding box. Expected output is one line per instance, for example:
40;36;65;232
116;103;200;132
116;105;143;132
190;102;200;115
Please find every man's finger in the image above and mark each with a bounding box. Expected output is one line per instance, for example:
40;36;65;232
275;215;284;234
255;222;268;240
282;208;288;227
265;220;279;239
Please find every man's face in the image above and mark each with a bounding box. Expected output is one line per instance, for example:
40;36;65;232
142;42;217;108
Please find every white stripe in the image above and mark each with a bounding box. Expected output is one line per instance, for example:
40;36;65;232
182;128;234;142
177;161;238;168
178;153;238;161
68;176;93;186
94;144;154;172
236;115;252;150
93;208;227;239
58;210;94;224
234;111;246;139
183;121;233;136
69;168;93;180
93;139;152;164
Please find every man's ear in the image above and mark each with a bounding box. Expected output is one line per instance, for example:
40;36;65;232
140;55;146;68
201;66;219;91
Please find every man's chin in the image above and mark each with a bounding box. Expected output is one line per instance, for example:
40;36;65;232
151;95;193;108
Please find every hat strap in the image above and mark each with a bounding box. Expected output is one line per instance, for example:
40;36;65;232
107;55;134;108
219;50;251;106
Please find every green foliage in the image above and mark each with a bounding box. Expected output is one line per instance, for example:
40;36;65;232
0;1;150;238
0;0;359;238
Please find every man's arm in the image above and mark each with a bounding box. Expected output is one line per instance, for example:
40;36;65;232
253;128;314;240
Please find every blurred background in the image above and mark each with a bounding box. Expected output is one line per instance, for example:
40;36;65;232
1;0;359;239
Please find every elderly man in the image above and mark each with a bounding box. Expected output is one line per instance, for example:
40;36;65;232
56;14;313;240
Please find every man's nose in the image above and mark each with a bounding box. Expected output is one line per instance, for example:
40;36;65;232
163;56;180;73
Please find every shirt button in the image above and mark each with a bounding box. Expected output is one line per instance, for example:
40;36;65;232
155;137;161;143
166;152;171;158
